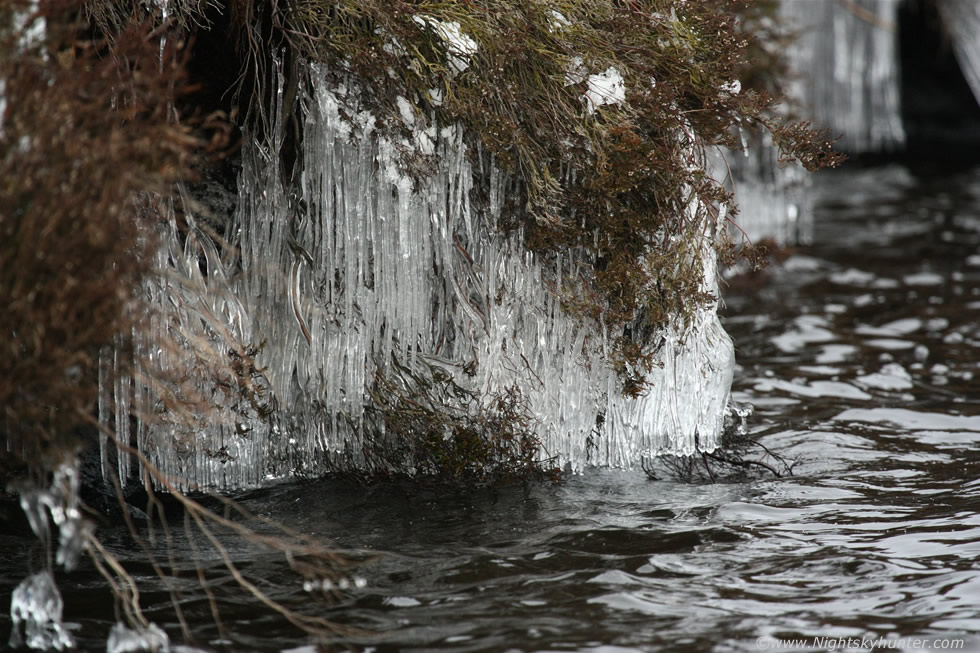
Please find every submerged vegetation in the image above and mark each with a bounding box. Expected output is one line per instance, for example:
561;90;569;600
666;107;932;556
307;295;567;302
642;404;797;482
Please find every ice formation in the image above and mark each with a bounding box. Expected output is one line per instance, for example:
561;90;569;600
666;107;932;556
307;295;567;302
1;0;45;137
412;16;478;76
584;66;626;114
0;78;6;137
718;131;812;246
107;622;171;653
8;464;91;650
726;0;905;246
16;463;91;571
780;0;905;154
777;0;980;156
736;0;980;247
12;0;47;53
96;62;735;491
9;572;74;651
936;0;980;104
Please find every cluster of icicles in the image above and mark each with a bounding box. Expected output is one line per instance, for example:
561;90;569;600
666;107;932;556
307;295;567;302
96;62;735;492
727;0;904;245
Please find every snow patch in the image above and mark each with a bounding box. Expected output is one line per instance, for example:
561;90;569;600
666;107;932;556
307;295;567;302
585;66;626;114
413;16;478;75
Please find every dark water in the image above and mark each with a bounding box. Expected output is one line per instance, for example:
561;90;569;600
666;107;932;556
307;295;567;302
4;163;980;652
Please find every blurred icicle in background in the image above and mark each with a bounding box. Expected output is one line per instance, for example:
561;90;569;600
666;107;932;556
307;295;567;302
728;0;980;248
936;0;980;103
725;0;905;246
782;0;906;154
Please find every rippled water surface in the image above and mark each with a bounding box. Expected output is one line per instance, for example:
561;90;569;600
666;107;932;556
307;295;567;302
4;163;980;651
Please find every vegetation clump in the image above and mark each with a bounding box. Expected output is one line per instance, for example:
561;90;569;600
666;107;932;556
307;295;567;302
642;404;796;482
363;362;561;484
0;1;201;482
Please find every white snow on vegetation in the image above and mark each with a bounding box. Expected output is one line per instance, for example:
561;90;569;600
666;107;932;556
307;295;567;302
413;16;478;75
585;66;626;114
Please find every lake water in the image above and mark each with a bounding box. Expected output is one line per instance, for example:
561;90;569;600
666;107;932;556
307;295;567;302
4;162;980;652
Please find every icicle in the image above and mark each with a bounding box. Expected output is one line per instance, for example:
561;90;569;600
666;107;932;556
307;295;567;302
147;0;170;63
0;79;6;138
781;0;905;153
718;1;905;246
9;460;94;650
107;623;170;653
715;130;813;246
937;0;980;108
8;572;74;651
113;334;132;484
97;346;114;484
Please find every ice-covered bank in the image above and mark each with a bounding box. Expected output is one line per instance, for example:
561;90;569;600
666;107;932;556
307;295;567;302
87;0;835;492
102;63;736;491
0;1;837;494
730;0;980;246
2;1;846;647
